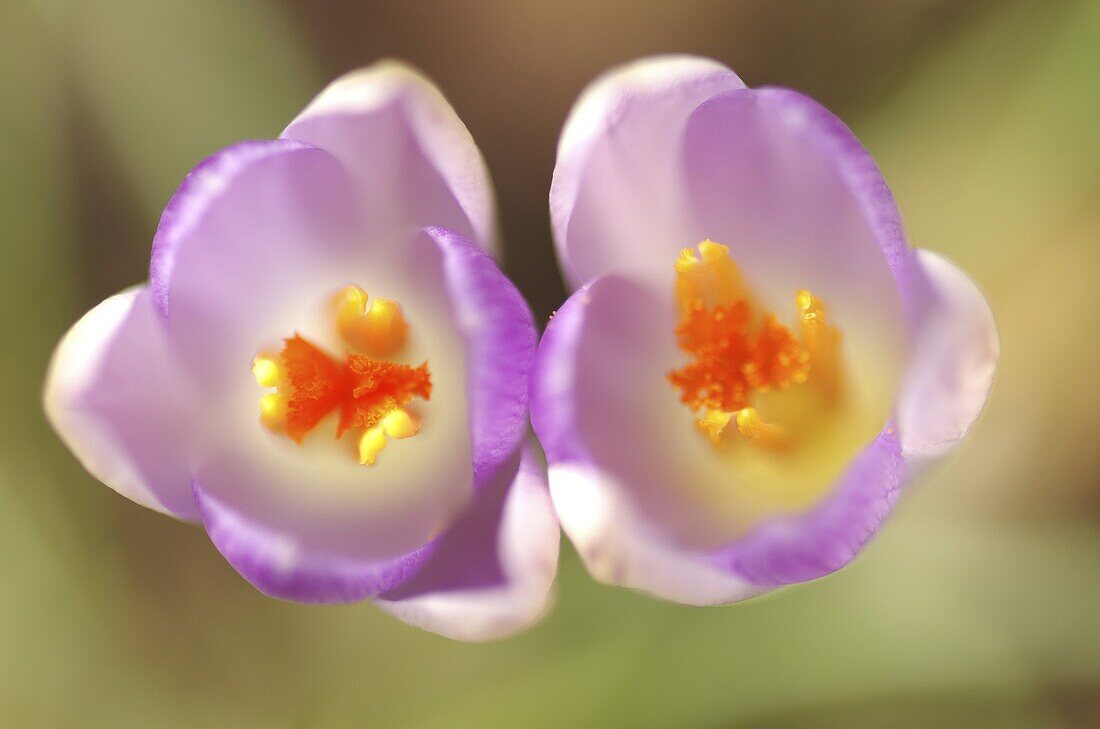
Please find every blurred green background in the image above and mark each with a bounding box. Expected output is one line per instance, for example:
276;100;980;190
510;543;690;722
3;0;1099;726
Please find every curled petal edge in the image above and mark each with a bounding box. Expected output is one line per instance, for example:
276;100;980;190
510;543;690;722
283;60;499;256
44;287;198;520
376;442;560;641
897;249;999;470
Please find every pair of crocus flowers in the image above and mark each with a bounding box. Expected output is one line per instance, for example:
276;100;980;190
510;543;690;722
45;56;998;641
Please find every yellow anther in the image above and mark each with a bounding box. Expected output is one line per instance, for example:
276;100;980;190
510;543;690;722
358;424;387;465
357;409;420;466
259;392;286;430
735;407;790;449
669;241;846;452
381;408;420;439
252;356;281;388
673;240;747;311
335;285;409;356
796;289;841;404
696;409;733;444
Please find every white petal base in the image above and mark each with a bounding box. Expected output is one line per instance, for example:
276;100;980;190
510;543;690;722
549;464;766;606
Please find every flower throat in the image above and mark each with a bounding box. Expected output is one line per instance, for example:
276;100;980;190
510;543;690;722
668;241;841;449
252;285;431;466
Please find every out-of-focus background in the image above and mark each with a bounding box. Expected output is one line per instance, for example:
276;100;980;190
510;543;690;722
2;0;1099;726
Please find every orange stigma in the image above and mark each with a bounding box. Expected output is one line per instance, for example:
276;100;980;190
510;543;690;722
253;285;431;466
668;241;840;448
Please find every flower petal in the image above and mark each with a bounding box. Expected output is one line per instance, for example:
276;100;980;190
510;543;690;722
532;277;907;603
705;427;904;588
191;227;538;604
376;442;559;641
423;226;538;484
532;278;761;604
193;478;426;603
282;60;498;255
897;249;999;466
44;288;198;520
185;230;475;571
149;139;363;389
682;87;908;389
549;55;744;290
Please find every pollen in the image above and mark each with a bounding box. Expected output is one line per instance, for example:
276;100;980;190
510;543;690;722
668;241;841;448
253;285;431;466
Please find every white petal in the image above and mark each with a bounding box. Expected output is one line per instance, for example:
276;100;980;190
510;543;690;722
897;250;999;464
44;288;198;519
376;443;560;640
283;60;498;255
550;55;744;289
549;463;762;606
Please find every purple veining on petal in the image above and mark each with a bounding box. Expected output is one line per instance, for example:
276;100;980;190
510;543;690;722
705;426;904;587
149;138;316;318
424;226;538;486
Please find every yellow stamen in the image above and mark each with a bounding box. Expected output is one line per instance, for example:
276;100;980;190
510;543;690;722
259;392;286;430
335;284;409;357
358;424;387;465
252;356;281;388
674;240;748;311
735;407;790;449
796;289;841;403
668;241;842;450
357;409;421;465
696;409;733;444
381;408;420;439
253;284;429;467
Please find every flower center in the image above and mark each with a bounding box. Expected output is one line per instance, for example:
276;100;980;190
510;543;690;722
668;240;841;449
252;285;432;466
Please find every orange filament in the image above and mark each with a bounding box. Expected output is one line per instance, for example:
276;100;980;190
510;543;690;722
668;241;840;448
272;335;431;444
339;354;432;436
282;335;350;442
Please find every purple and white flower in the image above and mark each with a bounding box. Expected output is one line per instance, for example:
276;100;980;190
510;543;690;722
532;56;998;604
45;62;558;641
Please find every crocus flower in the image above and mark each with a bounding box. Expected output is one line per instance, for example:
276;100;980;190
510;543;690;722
45;62;558;641
532;56;998;604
